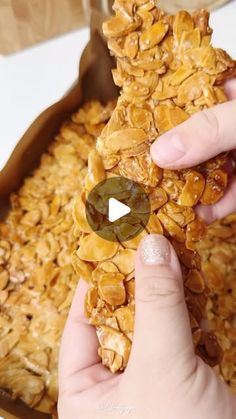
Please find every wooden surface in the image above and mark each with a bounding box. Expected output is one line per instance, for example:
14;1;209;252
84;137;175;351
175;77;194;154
0;0;86;55
0;0;116;55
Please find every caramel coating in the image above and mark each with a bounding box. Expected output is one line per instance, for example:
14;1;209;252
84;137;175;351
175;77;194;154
75;1;236;375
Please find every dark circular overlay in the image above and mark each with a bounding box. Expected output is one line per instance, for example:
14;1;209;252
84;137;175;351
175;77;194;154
85;177;150;242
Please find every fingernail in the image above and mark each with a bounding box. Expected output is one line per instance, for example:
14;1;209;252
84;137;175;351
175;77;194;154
140;235;171;266
151;133;186;165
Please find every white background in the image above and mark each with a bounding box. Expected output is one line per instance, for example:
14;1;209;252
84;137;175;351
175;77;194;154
0;0;236;170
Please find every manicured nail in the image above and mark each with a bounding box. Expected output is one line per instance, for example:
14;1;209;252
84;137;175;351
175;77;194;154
151;133;186;166
140;235;171;265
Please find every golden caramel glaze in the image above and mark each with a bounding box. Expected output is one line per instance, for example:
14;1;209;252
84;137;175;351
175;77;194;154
0;92;235;410
74;1;236;376
0;100;115;413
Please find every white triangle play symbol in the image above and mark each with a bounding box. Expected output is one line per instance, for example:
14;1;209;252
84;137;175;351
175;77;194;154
108;198;131;223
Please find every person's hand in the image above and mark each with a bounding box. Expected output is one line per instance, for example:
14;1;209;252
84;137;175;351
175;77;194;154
150;79;236;224
58;234;236;419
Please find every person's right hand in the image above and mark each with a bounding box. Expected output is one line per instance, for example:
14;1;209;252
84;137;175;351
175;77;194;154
150;79;236;223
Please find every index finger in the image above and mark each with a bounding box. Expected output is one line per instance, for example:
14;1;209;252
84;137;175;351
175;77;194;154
150;97;236;170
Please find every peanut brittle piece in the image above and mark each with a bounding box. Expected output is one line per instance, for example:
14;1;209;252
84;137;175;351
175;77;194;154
74;1;236;378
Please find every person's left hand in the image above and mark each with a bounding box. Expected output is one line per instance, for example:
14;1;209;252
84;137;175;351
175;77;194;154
58;234;236;419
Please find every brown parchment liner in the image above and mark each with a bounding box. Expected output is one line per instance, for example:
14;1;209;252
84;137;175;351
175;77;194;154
0;10;118;419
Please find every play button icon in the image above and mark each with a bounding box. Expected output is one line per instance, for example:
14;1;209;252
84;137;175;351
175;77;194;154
85;177;150;242
108;198;131;222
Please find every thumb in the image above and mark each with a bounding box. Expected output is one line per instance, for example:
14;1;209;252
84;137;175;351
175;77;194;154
150;98;236;169
126;234;196;382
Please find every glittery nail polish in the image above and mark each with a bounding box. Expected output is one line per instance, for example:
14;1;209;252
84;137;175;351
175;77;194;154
140;235;171;265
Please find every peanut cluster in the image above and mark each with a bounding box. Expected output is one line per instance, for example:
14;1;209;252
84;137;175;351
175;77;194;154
0;1;236;412
74;1;236;375
0;101;114;413
199;214;236;393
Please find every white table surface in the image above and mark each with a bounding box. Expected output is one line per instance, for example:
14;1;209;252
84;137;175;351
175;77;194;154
0;27;89;171
0;0;236;171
